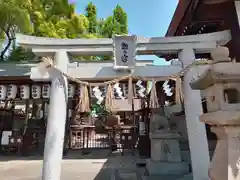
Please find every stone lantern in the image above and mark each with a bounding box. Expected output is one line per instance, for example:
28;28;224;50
190;46;240;180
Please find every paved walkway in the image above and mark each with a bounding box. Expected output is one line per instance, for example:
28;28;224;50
0;150;146;180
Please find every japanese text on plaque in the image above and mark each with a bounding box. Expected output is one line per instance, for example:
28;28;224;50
121;42;128;63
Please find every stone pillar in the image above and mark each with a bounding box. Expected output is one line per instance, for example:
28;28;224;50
226;127;240;180
235;1;240;26
208;126;240;180
179;48;210;180
42;51;69;180
208;127;228;180
230;1;240;62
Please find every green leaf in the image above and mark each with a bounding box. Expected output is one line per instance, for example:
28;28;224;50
1;0;129;62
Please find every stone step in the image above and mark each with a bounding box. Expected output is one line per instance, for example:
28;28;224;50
142;173;193;180
177;173;193;180
111;169;143;180
180;150;214;163
146;160;190;176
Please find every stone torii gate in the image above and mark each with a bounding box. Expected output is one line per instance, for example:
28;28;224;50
16;30;231;180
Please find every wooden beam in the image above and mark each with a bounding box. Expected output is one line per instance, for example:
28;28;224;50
226;1;240;61
166;0;194;36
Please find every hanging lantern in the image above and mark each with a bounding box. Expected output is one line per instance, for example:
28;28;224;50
42;84;50;99
19;85;30;100
68;84;75;98
32;85;41;99
7;84;17;100
0;85;7;100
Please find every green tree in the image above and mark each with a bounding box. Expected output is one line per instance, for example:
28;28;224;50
28;0;84;39
1;0;129;62
113;4;128;35
36;14;89;38
0;0;32;60
1;0;89;61
7;46;35;61
85;2;97;34
99;16;116;38
97;5;128;38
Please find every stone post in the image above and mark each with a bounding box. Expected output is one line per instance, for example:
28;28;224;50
208;125;240;180
146;131;189;176
146;107;189;176
179;48;210;180
227;126;240;180
42;51;69;180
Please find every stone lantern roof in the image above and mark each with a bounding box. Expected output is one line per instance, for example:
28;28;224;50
190;62;240;90
190;46;240;90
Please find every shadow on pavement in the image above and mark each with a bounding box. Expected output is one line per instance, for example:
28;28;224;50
0;150;146;180
0;149;112;162
93;150;146;180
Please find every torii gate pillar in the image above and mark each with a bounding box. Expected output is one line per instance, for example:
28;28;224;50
42;51;69;180
179;48;210;180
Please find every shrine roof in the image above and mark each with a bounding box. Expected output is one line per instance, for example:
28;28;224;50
164;0;232;60
166;0;193;36
166;0;230;37
0;62;35;77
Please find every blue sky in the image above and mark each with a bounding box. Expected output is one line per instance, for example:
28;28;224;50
75;0;178;65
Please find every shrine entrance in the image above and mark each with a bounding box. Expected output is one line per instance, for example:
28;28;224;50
66;82;152;156
15;30;231;180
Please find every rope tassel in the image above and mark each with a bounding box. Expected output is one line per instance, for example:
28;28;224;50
79;85;90;112
149;80;159;108
105;84;116;112
175;77;183;104
127;76;134;105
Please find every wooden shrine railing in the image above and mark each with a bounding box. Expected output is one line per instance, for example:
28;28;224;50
69;125;138;155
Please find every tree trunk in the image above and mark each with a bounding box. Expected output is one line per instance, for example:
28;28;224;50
0;26;15;61
0;38;12;60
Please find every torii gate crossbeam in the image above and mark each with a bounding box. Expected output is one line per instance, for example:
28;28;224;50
16;30;230;56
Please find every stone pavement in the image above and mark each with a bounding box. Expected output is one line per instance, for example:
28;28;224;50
0;150;146;180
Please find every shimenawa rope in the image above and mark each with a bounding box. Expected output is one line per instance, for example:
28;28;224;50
40;57;212;108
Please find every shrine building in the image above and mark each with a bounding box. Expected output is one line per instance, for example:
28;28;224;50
165;0;240;61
